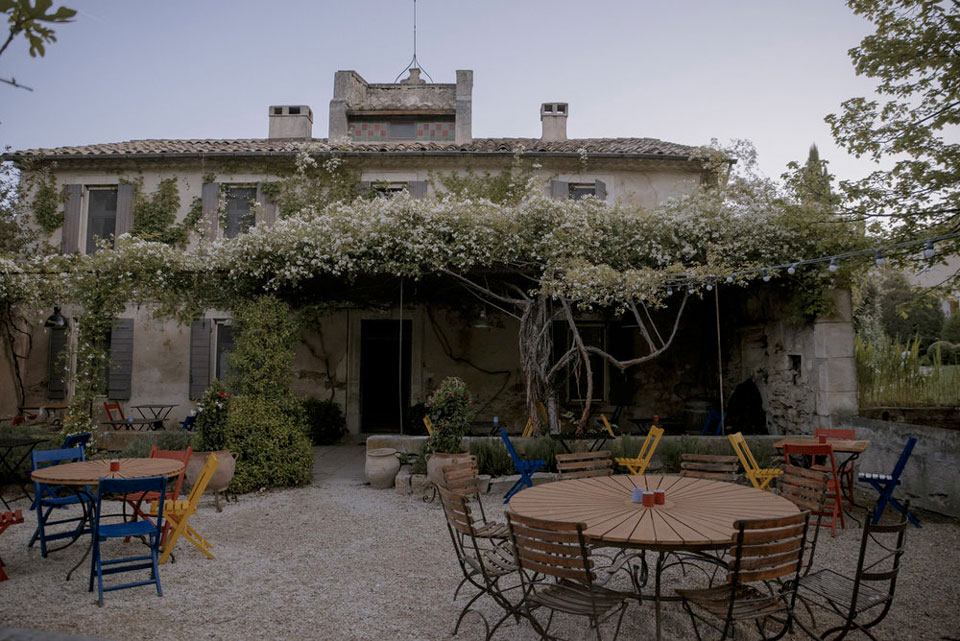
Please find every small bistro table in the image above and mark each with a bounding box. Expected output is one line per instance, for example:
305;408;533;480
130;404;177;424
773;437;869;507
101;418;161;431
508;474;800;640
548;431;611;453
30;457;184;579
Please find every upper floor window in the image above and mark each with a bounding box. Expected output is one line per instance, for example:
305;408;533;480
85;188;118;254
224;186;257;239
550;179;607;201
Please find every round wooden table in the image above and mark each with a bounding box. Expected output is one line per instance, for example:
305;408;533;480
31;457;184;486
509;474;800;639
31;457;184;580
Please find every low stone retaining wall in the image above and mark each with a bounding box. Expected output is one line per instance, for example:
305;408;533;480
837;416;959;518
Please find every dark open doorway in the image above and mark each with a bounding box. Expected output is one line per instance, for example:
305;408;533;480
726;379;767;435
360;319;412;433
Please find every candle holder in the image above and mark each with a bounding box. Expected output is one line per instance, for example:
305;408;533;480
109;459;120;472
632;488;644;503
641;491;655;507
654;489;665;504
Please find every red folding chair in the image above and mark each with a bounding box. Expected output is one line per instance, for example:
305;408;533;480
783;442;845;537
103;401;126;422
814;427;857;503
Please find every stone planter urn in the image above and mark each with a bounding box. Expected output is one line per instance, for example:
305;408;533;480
184;450;238;512
365;448;401;489
426;452;474;488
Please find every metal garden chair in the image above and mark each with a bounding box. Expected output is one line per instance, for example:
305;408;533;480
499;429;545;503
438;485;522;641
28;447;92;557
614;424;663;475
793;503;910;641
858;436;919;528
680;454;740;481
505;510;637;641
441;458;508;541
89;475;167;605
555;450;614;480
783;442;844;536
677;511;811;641
61;432;91;449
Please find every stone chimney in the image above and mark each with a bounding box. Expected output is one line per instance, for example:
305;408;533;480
268;105;313;139
540;102;568;142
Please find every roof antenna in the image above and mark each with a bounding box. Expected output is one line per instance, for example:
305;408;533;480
394;0;433;83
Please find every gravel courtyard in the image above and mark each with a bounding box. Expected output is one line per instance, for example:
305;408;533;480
1;441;958;641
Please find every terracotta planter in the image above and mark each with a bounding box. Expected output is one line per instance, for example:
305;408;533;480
426;452;474;488
184;450;238;512
365;448;401;489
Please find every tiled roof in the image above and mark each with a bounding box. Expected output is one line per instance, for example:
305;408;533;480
9;137;698;160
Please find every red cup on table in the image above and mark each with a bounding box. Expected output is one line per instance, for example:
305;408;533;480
641;491;656;507
109;459;120;472
654;489;665;504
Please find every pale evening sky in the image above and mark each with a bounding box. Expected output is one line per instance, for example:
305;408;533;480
1;0;882;186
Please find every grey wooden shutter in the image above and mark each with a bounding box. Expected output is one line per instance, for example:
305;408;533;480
189;319;212;399
114;183;136;236
201;182;220;238
256;183;277;227
61;184;82;253
408;181;428;198
107;318;134;400
550;180;568;199
594;179;607;201
47;327;68;399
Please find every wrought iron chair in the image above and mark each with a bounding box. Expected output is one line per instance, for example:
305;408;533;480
441;458;508;541
89;475;167;605
783;442;844;536
150;452;218;564
677;511;811;641
777;464;829;576
858;436;919;528
728;432;782;491
506;511;636;641
29;447;92;557
794;503;910;641
615;424;663;475
499;429;545;503
555;450;614;480
680;454;740;481
437;486;522;641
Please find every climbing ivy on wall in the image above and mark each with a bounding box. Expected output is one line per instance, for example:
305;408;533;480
31;169;62;233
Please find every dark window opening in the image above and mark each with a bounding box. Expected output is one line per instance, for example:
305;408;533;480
85;188;118;254
289;106;300;115
216;323;234;381
569;183;597;200
273;107;283;115
224;186;257;238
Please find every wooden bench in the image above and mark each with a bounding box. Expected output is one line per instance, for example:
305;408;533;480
0;509;25;581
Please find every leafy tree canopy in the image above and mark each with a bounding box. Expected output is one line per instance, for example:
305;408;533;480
830;0;959;240
0;0;75;59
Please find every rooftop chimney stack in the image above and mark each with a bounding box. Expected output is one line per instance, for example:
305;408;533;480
540;102;568;142
268;105;314;139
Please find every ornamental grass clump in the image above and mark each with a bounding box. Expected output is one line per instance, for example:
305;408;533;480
425;376;474;454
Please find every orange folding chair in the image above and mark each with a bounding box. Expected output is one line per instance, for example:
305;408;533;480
782;442;845;537
125;445;192;545
813;427;857;504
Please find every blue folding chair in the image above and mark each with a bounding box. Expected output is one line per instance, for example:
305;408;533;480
89;475;167;605
61;432;92;449
499;428;545;503
180;414;196;431
700;411;726;436
29;447;93;557
859;436;920;528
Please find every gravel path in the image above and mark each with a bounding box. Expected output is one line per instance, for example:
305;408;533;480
1;442;957;641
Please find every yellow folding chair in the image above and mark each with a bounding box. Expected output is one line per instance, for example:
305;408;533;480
151;452;219;564
615;425;664;475
422;416;434;436
600;414;617;438
728;431;782;491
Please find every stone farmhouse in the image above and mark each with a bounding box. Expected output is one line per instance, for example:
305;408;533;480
2;69;858;435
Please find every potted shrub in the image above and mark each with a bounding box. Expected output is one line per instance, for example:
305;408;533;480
424;376;475;486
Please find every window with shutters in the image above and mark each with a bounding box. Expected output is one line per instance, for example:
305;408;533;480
215;321;235;381
568;183;597;200
224;186;257;239
105;319;134;400
550;179;607;201
85;188;118;253
358;180;428;199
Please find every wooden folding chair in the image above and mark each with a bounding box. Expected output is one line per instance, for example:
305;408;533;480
422;416;434;436
814;427;857;501
151;452;219;564
728;432;782;491
103;401;125;422
615;424;663;475
555;450;614;480
783;442;845;536
441;458;507;540
125;445;192;546
0;509;24;581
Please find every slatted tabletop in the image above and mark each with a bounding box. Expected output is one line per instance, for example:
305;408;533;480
773;437;869;454
30;458;184;486
509;474;799;551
